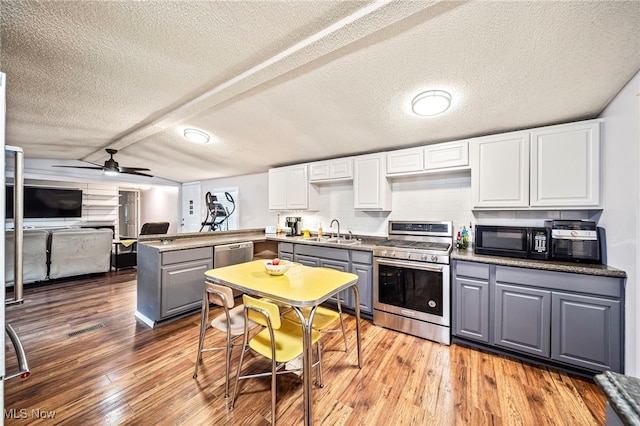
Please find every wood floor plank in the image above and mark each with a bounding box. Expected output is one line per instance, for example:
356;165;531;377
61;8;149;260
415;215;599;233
4;270;607;425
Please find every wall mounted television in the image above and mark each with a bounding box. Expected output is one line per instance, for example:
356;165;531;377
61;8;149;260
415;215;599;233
6;186;83;219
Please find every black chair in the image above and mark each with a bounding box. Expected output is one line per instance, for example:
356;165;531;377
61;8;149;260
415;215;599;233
139;222;170;235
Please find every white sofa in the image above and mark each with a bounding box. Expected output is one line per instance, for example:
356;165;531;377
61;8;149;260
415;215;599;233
4;227;114;285
48;228;113;280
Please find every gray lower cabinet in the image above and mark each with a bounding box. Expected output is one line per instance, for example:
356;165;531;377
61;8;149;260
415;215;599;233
291;243;373;315
295;254;320;267
278;242;294;262
551;291;621;372
452;260;624;373
350;250;373;314
294;244;350;306
160;257;212;318
453;261;490;343
319;258;350;307
494;283;551;358
454;278;490;343
137;244;213;325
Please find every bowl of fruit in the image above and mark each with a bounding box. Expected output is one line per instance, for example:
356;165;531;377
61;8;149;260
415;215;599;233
263;258;291;276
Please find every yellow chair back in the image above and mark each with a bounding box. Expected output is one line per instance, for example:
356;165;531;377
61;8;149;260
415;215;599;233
242;294;281;329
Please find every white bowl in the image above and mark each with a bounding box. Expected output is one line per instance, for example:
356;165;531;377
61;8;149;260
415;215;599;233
263;260;291;276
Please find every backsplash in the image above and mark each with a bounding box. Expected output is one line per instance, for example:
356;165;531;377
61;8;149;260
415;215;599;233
290;171;597;239
292;171;473;238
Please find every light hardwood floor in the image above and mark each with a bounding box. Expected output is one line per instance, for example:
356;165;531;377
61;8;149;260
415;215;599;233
4;269;606;425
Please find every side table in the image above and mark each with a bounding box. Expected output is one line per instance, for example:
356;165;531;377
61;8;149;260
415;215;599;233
112;239;137;271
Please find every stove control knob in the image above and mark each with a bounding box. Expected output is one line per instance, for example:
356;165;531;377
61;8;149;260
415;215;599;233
431;255;438;262
381;250;387;257
406;253;412;260
421;254;428;261
391;251;396;257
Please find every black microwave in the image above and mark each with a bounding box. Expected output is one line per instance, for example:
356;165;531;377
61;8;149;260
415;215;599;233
474;225;550;260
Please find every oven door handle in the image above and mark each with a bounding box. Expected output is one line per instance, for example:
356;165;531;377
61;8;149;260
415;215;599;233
375;257;445;273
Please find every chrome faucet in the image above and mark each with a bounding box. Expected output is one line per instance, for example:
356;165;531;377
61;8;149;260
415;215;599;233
330;219;341;240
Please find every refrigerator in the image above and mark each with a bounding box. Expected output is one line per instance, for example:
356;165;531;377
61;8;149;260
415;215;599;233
1;71;30;422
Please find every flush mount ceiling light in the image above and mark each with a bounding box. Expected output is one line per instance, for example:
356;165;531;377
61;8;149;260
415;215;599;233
411;90;452;116
183;128;210;144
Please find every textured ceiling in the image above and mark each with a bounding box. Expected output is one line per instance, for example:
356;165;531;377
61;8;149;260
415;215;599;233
1;1;639;184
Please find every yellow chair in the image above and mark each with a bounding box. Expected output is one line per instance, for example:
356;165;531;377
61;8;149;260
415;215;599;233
230;295;323;425
282;300;348;352
193;282;254;398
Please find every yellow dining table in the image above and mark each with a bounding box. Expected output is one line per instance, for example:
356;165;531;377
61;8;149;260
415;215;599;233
204;259;362;426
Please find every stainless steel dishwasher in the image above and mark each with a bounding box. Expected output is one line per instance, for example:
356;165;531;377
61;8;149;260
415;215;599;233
214;241;254;296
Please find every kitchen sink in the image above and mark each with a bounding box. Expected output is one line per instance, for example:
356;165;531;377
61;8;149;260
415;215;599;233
296;237;361;246
324;238;361;246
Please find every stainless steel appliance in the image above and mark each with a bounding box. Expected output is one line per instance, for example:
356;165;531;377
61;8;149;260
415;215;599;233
214;241;253;268
373;220;453;345
214;241;254;296
474;225;550;260
545;220;602;263
285;216;302;236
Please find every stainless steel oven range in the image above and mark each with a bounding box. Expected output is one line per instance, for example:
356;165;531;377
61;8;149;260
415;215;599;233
373;220;453;345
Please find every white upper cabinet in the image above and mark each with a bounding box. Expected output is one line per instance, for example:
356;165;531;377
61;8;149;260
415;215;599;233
386;141;469;176
309;157;353;182
354;153;392;210
471;131;530;208
424;140;469;170
268;167;288;210
268;164;318;211
386;147;424;175
530;120;601;208
471;119;602;210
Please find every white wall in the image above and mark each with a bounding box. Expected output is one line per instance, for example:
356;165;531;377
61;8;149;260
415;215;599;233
139;186;181;234
199;172;275;231
598;70;640;377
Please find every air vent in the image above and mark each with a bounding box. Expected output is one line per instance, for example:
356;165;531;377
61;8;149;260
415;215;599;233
66;323;104;338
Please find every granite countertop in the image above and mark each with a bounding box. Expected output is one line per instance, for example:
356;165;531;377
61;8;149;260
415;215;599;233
451;249;627;278
137;229;381;252
595;371;640;425
267;233;384;252
138;229;268;251
137;229;627;278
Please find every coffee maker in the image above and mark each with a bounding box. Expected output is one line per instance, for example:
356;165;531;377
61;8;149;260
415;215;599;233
285;216;302;236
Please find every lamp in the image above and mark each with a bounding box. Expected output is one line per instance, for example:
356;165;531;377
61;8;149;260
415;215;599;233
411;90;452;116
183;129;210;144
103;169;119;176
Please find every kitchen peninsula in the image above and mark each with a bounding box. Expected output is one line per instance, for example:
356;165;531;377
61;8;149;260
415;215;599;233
134;229;379;327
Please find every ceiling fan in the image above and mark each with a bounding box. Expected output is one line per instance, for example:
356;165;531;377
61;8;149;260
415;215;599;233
53;149;153;177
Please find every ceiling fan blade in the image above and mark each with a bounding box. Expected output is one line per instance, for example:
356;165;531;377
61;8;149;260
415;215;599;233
119;166;151;172
121;170;154;177
52;165;104;171
53;150;153;177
